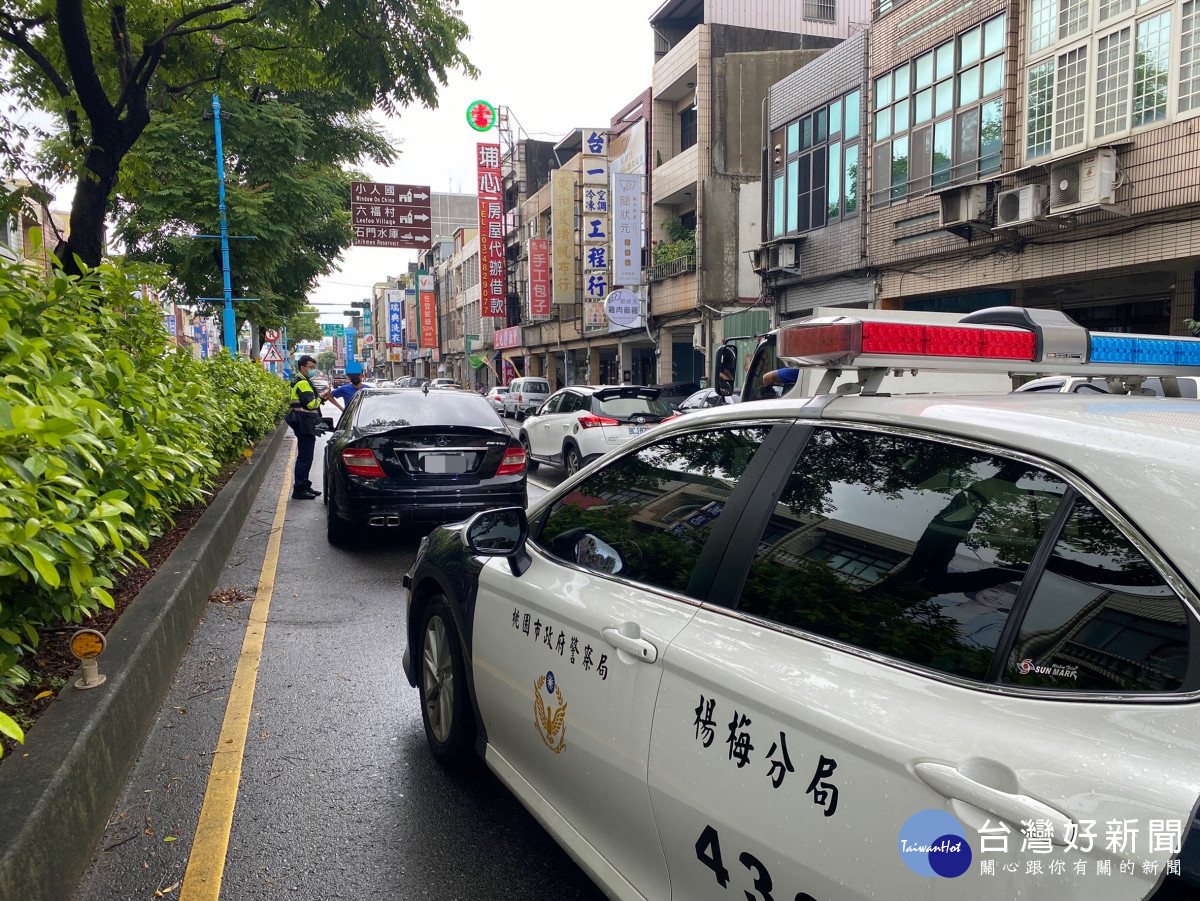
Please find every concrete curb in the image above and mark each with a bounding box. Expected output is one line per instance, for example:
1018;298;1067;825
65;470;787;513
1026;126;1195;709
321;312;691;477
0;422;288;901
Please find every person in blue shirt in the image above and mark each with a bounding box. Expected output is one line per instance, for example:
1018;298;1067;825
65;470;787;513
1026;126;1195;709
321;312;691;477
328;372;365;411
763;368;800;388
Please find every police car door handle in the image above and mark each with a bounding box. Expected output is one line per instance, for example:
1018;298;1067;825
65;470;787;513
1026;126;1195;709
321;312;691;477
914;762;1073;844
601;627;658;664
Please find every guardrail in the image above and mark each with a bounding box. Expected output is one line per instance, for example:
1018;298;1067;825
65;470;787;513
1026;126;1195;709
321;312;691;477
644;255;696;283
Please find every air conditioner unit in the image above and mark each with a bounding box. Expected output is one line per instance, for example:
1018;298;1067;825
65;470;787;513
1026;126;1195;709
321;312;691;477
775;243;796;269
750;248;765;273
752;243;800;274
1049;149;1117;215
995;184;1049;228
939;184;990;228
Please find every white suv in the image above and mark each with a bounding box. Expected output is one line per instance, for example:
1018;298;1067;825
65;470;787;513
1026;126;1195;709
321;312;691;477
502;377;552;419
519;385;673;474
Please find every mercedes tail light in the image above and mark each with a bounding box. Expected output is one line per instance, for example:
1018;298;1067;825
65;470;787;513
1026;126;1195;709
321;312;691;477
342;448;386;477
496;447;526;476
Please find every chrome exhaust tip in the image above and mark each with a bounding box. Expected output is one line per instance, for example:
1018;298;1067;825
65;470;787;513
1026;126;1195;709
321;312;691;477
368;515;386;527
386;515;401;527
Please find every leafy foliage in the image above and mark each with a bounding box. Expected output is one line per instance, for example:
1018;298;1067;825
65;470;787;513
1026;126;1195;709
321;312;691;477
0;0;476;271
652;215;696;266
113;91;393;330
0;247;287;747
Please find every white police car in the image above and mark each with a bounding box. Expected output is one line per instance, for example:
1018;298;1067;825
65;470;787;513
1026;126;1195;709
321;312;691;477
402;307;1200;901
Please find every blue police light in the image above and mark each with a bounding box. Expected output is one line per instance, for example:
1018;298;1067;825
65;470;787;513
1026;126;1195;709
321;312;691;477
1090;334;1200;366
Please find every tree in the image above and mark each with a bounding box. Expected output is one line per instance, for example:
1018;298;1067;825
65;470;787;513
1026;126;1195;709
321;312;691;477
0;0;475;274
316;349;335;373
284;306;323;347
114;90;391;332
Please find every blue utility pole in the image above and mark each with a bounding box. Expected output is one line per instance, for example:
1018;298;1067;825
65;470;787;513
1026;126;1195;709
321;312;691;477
212;94;237;355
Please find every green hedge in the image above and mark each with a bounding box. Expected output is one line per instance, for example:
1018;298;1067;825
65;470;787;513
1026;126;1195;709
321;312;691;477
0;254;289;751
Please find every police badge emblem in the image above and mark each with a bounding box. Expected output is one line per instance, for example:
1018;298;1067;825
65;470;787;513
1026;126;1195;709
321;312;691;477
534;671;567;753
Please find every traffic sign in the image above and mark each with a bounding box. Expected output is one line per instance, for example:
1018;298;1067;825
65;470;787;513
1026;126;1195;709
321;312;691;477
262;343;284;363
351;181;432;250
263;328;280;342
363;334;375;346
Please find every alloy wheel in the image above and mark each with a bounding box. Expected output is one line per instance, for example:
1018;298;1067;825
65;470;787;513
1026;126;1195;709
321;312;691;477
422;615;454;743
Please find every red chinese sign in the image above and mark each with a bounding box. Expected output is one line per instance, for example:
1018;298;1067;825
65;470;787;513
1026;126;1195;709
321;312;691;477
477;143;505;318
529;238;551;317
417;271;437;349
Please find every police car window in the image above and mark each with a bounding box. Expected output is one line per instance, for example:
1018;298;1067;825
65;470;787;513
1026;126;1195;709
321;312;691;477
735;427;1069;680
1002;499;1192;692
534;427;771;596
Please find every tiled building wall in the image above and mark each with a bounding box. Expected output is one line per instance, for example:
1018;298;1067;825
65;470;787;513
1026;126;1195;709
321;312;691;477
878;215;1200;300
767;33;869;280
650;272;700;316
866;0;1015;273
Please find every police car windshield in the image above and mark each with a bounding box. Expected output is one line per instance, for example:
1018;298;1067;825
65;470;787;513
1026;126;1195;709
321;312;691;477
353;392;499;432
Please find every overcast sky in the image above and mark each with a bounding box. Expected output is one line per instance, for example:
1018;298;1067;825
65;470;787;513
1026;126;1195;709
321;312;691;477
308;0;658;321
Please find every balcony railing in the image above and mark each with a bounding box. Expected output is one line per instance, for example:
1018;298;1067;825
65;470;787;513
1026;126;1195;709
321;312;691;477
644;255;696;283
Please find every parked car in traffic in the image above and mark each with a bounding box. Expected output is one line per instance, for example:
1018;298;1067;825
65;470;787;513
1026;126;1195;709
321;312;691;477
649;381;701;411
518;385;672;474
677;387;740;413
322;388;526;544
395;376;431;388
429;378;461;390
502;377;552;419
1013;375;1200;396
404;384;1200;901
484;386;509;413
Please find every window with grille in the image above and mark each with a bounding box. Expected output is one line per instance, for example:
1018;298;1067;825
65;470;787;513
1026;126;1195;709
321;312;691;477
871;14;1004;207
1183;1;1200;110
805;0;837;22
768;89;860;237
1025;0;1195;161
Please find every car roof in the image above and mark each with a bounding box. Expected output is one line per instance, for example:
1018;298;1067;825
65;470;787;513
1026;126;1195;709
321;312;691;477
659;391;1200;579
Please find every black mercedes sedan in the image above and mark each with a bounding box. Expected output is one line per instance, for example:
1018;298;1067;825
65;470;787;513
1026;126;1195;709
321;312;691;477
322;387;527;544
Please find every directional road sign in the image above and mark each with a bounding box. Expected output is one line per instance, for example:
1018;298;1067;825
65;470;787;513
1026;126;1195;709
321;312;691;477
351;182;432;249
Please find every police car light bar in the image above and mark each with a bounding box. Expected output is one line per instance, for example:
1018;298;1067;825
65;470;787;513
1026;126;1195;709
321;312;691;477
776;307;1200;378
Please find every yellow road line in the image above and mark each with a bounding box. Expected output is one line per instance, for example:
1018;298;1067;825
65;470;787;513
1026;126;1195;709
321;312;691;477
180;446;295;901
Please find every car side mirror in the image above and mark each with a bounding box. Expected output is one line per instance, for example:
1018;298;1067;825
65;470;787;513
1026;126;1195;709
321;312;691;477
315;416;335;434
715;345;737;397
463;507;531;576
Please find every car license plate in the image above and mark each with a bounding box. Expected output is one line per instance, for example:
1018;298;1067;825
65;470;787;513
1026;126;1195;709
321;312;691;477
424;453;466;474
628;426;648;436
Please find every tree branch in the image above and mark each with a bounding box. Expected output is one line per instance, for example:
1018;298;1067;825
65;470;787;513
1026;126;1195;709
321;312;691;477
118;2;256;117
109;5;133;86
55;0;114;128
0;13;86;148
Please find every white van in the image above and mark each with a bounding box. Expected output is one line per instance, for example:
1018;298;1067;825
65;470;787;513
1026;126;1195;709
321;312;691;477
502;377;551;419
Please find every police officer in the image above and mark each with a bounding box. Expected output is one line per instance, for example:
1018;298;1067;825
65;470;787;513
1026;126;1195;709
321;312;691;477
287;355;331;499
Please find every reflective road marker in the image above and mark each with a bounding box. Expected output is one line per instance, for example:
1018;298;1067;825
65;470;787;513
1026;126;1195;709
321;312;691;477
180;447;294;901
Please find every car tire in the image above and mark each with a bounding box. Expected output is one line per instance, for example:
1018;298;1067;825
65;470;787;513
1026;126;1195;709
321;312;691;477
326;491;353;546
520;434;539;472
564;443;583;476
418;595;475;766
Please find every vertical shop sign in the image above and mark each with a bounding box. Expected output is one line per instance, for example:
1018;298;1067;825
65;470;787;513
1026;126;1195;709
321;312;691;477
581;128;610;333
418;271;438;349
612;174;643;285
405;288;418;349
477;143;506;317
550;169;576;304
386;290;404;344
529;238;551;317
